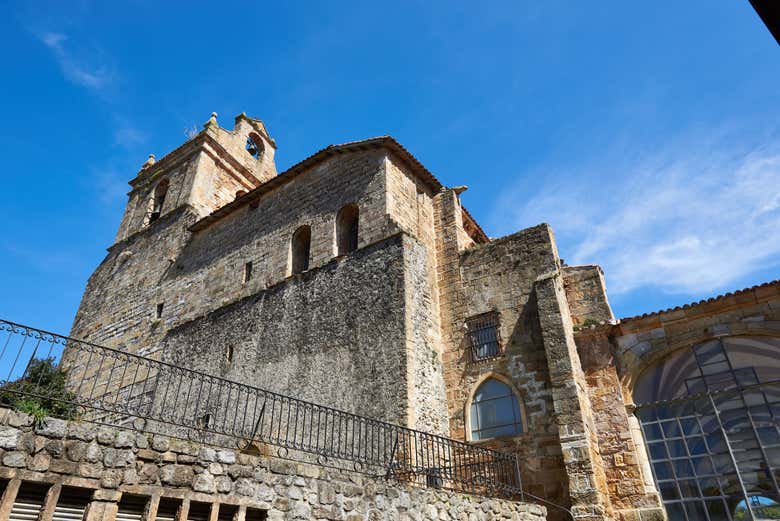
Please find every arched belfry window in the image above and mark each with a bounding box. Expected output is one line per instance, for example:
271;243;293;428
246;133;264;160
336;204;359;255
148;179;169;224
469;378;523;441
291;225;311;275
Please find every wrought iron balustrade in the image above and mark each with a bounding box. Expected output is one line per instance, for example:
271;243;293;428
0;319;523;499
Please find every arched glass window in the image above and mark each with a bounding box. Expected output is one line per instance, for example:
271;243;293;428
291;225;311;275
148;179;169;224
633;336;780;521
336;204;359;255
470;378;523;440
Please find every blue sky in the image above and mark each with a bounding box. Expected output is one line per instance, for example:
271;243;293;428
0;1;778;336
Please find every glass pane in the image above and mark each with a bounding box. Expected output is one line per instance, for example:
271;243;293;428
693;457;715;477
649;442;669;461
668;439;688;458
674;460;695;479
700;477;721;497
665;502;687;521
645;423;663;441
684;500;708;520
687;436;708;456
705;499;729;521
679;480;700;499
660;482;680;500
654;461;675;480
663;420;682;438
680;418;701;436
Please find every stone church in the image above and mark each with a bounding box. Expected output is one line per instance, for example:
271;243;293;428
3;112;776;521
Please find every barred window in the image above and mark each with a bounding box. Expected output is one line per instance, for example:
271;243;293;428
470;378;523;440
466;312;501;361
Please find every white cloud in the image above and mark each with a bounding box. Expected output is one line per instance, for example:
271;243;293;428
38;31;113;90
492;133;780;296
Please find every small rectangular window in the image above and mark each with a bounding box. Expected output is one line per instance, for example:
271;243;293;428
245;507;267;521
156;498;182;521
466;312;502;362
53;486;92;521
244;262;253;283
156;303;164;319
187;500;212;521
117;493;150;521
217;504;239;521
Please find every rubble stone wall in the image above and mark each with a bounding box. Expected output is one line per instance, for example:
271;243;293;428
0;408;546;521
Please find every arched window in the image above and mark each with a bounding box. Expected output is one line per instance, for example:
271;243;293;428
336;204;359;255
246;134;264;160
291;225;311;275
469;378;523;440
148;179;169;224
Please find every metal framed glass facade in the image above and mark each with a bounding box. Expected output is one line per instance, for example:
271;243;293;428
635;336;780;520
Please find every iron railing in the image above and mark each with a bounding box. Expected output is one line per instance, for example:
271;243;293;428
0;319;523;499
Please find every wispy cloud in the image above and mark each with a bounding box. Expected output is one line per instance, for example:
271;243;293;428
38;31;113;90
492;130;780;296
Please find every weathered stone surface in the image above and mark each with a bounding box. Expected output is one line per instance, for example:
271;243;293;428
35;418;67;438
160;464;195;487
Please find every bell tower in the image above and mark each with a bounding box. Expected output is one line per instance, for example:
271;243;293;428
113;112;277;243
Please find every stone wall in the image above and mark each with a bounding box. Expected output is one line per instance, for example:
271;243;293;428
562;266;614;328
450;225;566;510
160;235;410;426
0;408;546;521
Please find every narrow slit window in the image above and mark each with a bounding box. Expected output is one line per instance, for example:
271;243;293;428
336;204;359;255
244;261;253;283
466;312;501;361
148;179;169;224
291;225;311;275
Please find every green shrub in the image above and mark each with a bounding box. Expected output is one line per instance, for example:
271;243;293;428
0;357;80;420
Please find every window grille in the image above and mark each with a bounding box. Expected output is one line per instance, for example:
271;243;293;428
466;312;501;361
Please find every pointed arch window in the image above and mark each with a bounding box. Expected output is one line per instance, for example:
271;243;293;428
336;204;359;255
469;378;523;440
291;225;311;275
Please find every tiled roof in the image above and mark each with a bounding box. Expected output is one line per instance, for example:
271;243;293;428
190;136;489;242
619;279;780;323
